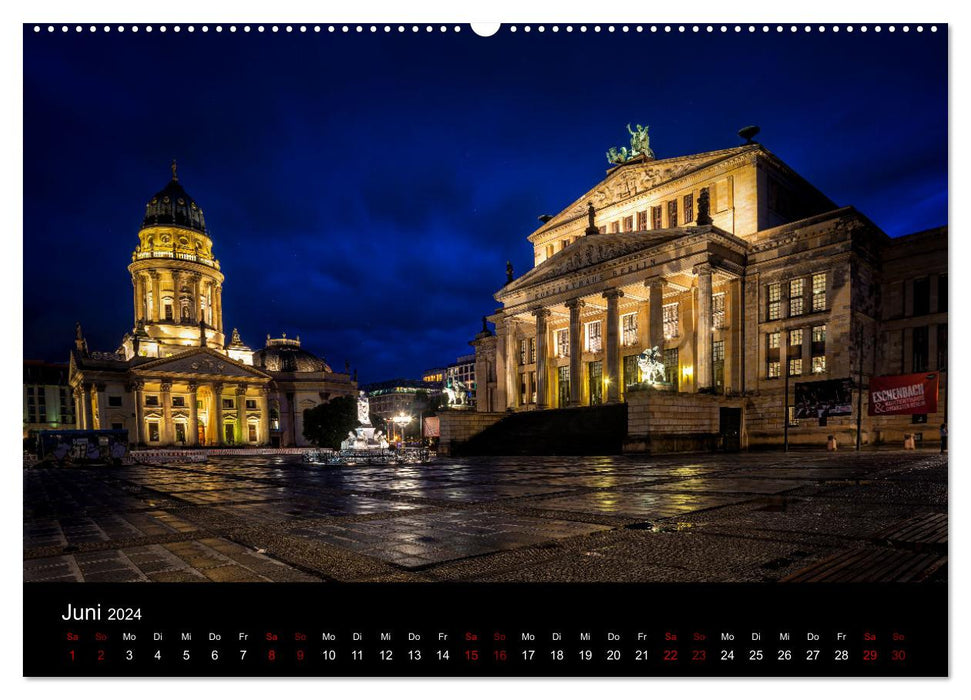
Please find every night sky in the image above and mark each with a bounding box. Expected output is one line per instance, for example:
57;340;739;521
23;25;947;382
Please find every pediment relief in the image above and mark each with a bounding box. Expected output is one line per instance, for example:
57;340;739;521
133;348;270;380
539;146;752;232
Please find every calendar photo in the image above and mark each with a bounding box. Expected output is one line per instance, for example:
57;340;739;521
22;21;948;677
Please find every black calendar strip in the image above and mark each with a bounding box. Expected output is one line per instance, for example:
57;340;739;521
24;583;946;677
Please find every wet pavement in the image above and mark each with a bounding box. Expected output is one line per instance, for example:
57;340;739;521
24;450;947;583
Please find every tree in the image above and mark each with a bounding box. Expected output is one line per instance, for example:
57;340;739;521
302;395;358;449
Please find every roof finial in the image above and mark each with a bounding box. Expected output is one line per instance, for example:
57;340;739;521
171;159;178;181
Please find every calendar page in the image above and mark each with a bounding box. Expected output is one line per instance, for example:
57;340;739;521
21;18;948;679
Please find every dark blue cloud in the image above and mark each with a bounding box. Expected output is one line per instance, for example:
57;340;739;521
23;26;947;381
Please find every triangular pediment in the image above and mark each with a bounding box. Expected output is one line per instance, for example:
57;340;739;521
500;229;689;296
132;347;271;381
532;145;755;238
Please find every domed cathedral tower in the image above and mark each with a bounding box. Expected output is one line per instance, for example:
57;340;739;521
123;161;225;359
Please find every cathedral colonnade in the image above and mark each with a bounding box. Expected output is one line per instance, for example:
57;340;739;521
72;377;271;447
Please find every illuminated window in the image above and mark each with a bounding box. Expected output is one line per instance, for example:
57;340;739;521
556;329;570;357
789;358;803;376
683;193;694;223
667;200;678;227
621;313;638;347
811;324;827;374
623;354;640;387
651;205;662;230
713;339;725;389
789;328;803;347
248;424;258;442
811;273;826;311
663;348;679;389
767;283;782;320
663;303;679;339
767;332;781;378
789;278;804;316
585;321;602;353
712;292;726;328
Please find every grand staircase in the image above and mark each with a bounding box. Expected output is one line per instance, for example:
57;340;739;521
452;404;628;456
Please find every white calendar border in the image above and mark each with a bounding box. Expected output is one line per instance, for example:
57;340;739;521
3;0;964;698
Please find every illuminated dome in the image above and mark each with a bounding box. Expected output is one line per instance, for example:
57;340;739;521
141;162;208;234
255;335;331;373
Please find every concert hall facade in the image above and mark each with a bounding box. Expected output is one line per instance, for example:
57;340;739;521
468;138;947;450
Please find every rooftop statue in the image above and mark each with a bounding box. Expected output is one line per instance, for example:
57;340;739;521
606;123;655;164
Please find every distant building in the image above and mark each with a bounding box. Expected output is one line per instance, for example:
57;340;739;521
422;367;445;383
366;379;442;419
23;361;76;439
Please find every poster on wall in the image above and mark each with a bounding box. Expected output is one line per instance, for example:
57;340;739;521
794;378;854;419
868;372;939;416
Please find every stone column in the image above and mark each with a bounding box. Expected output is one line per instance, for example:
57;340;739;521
192;275;201;324
94;382;107;430
495;320;508;411
215;284;223;332
150;272;161;323
131;382;145;443
73;388;84;430
236;385;247;444
504;318;519;408
131;275;139;326
566;298;585;405
647;276;667;350
603;289;624;403
160;381;173;445
532;308;551;409
187;382;198;446
259;386;271;444
213;383;225;445
694;263;713;391
81;383;94;431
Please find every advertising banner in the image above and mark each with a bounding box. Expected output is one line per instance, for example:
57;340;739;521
868;372;939;416
423;415;440;438
794;379;854;419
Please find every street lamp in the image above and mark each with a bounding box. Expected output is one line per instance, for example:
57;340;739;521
391;412;412;447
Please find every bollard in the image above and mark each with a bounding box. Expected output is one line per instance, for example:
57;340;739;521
826;435;837;452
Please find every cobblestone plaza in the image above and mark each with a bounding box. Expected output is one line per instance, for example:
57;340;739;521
24;452;946;583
